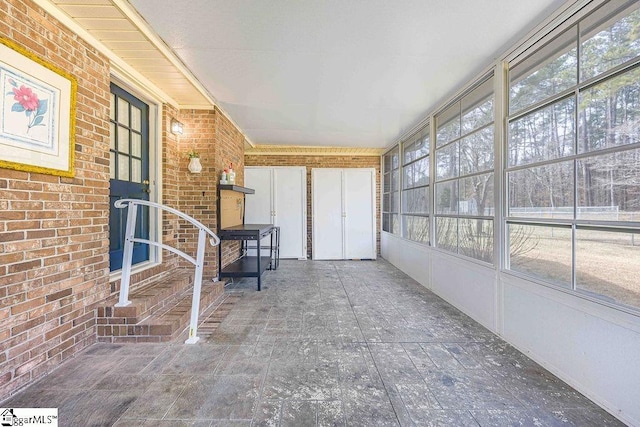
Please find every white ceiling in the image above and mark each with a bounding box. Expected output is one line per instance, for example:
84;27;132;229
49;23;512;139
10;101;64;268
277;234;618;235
128;0;567;149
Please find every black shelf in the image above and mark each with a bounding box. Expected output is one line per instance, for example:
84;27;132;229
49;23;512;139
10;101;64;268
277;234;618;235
220;256;272;277
217;183;278;291
218;184;255;194
219;224;275;240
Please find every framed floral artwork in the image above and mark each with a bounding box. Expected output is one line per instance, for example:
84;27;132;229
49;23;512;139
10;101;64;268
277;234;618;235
0;38;77;177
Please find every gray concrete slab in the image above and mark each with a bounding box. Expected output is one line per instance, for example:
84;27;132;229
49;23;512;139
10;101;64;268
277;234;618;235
1;260;625;426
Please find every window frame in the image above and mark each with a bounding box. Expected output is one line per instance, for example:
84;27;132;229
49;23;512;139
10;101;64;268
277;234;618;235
504;0;640;313
400;126;431;244
434;73;496;264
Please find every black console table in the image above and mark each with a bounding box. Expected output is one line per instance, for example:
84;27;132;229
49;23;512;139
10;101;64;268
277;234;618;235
218;223;279;291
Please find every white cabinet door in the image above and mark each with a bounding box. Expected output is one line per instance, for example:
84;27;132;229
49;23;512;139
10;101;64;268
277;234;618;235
245;166;307;259
312;168;376;260
312;169;344;260
245;168;273;224
245;168;273;256
344;169;376;259
273;167;307;259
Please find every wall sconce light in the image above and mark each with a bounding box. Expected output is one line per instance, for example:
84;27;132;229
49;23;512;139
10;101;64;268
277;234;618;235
171;119;184;135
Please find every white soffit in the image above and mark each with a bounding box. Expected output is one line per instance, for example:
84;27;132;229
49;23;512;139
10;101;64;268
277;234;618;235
46;0;214;109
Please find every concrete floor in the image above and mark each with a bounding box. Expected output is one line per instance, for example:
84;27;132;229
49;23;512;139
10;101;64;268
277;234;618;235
2;260;624;426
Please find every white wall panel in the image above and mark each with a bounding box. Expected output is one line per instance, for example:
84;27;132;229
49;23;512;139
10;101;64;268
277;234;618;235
381;234;640;426
502;275;640;427
381;232;431;289
430;251;496;332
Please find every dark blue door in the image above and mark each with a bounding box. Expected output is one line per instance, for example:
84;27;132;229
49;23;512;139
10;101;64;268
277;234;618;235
109;84;150;271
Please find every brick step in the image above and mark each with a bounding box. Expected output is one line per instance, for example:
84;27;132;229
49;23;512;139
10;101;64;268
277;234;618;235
97;269;226;343
136;282;224;341
98;270;195;324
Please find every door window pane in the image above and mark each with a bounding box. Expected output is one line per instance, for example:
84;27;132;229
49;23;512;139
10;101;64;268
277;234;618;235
132;133;142;157
110;123;116;150
576;227;640;309
578;66;640;153
110;152;115;179
110;93;115;121
118;154;129;181
117;97;129;124
131;159;142;183
508;97;575;167
508;223;572;288
131;106;142;131
118;126;130;154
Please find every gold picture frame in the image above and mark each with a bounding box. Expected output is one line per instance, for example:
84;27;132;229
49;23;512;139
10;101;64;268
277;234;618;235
0;37;77;177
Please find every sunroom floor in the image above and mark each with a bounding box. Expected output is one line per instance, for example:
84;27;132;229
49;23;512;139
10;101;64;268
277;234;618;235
1;259;623;426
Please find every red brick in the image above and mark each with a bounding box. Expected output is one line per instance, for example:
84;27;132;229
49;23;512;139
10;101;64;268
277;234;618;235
8;259;42;274
44;322;72;341
0;231;25;243
11;297;45;315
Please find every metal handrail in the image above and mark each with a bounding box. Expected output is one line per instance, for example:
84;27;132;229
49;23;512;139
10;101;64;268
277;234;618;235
113;198;220;344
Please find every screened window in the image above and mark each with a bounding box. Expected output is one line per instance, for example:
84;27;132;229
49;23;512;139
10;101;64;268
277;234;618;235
506;0;640;310
435;75;495;263
401;126;430;244
382;147;400;234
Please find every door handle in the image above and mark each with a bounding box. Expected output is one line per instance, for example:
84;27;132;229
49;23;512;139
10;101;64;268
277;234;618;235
142;179;150;193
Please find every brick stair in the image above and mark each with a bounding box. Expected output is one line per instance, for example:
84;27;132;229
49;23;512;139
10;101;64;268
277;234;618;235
97;269;225;343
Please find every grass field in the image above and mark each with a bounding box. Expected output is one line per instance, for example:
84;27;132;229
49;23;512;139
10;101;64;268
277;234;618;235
510;226;640;310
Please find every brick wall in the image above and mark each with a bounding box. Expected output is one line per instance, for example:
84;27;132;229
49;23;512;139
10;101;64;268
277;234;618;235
0;0;253;401
171;109;218;274
244;155;381;258
0;0;111;400
159;107;246;276
215;108;246;269
160;105;181;272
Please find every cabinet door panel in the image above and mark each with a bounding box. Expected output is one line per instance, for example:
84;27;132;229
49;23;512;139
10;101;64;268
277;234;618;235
344;169;376;259
245;168;273;254
312;169;344;260
274;167;306;258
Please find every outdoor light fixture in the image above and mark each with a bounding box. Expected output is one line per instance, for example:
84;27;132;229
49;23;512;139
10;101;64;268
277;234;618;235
171;119;184;135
